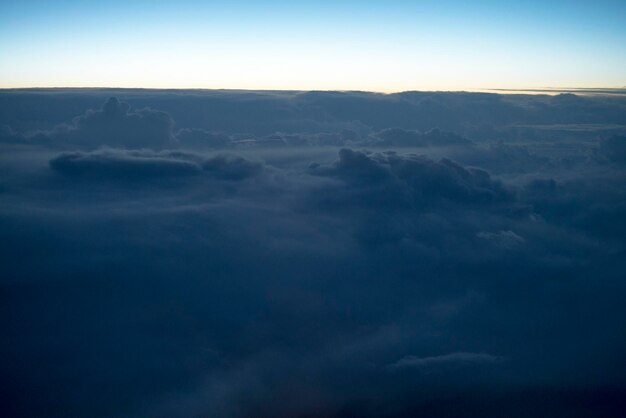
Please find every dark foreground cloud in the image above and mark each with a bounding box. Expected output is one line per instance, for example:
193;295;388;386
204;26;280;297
49;149;203;178
1;90;626;418
48;148;263;182
309;149;512;214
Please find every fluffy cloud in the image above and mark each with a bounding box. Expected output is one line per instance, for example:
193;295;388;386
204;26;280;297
311;149;512;209
6;97;176;149
61;97;175;148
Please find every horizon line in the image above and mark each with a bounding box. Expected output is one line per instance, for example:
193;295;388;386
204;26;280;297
2;86;626;96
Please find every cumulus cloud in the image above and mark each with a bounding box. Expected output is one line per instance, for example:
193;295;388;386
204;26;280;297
65;97;175;148
9;97;176;149
311;148;512;208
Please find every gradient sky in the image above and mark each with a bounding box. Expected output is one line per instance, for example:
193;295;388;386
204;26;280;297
1;0;625;91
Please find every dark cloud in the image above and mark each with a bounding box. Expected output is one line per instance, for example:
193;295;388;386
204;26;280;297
6;97;176;149
48;148;264;182
2;89;626;418
311;149;512;209
58;97;175;149
3;88;625;139
49;148;203;179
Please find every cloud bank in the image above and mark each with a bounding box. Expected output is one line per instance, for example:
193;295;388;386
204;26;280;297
1;91;626;417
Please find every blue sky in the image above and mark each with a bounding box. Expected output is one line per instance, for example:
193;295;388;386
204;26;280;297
1;0;625;91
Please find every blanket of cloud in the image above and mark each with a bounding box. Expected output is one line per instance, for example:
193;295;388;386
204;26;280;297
1;90;626;417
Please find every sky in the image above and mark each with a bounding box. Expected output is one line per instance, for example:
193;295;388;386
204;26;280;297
0;1;625;91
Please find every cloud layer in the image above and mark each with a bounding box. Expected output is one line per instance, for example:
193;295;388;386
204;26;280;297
1;91;626;417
